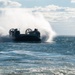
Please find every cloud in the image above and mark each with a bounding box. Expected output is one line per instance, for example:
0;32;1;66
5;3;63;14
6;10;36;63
71;0;75;3
30;5;75;22
32;5;65;12
0;0;21;8
0;3;74;36
0;3;75;22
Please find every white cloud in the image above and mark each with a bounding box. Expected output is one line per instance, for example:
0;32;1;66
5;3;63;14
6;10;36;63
0;4;75;22
0;4;75;35
33;5;65;12
0;0;21;8
71;0;75;3
30;5;75;22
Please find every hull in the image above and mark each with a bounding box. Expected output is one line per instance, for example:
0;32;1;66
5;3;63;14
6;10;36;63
11;34;41;43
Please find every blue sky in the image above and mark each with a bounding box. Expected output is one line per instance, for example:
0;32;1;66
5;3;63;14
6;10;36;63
15;0;75;8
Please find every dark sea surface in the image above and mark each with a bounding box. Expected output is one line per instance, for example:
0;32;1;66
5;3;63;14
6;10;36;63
0;36;75;75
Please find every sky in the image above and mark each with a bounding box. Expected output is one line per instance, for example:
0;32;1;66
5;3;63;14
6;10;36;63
14;0;75;8
0;0;75;36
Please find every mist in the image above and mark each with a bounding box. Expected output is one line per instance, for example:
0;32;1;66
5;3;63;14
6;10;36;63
0;8;56;42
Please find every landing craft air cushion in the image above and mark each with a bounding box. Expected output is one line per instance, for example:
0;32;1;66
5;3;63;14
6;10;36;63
9;28;41;42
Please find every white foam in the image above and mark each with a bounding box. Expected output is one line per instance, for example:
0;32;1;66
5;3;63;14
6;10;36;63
0;8;56;42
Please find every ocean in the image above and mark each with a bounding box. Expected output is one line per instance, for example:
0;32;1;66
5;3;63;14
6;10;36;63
0;36;75;75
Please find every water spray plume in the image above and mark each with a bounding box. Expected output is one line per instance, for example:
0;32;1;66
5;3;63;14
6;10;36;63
0;8;56;42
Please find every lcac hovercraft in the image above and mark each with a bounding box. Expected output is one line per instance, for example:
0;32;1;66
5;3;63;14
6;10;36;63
9;28;41;42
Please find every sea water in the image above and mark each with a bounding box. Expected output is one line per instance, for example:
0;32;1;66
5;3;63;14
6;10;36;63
0;36;75;75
